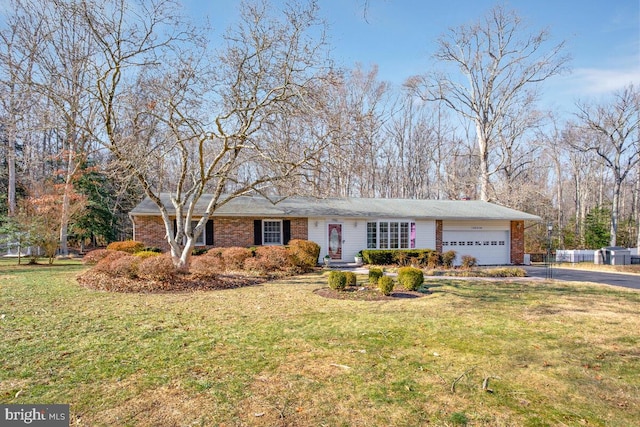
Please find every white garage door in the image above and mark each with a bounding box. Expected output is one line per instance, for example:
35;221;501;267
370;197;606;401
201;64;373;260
442;230;510;265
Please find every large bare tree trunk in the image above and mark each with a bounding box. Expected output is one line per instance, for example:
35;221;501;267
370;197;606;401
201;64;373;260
7;122;16;216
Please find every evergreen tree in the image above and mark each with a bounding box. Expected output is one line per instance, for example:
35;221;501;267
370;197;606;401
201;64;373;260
70;164;117;249
584;207;611;249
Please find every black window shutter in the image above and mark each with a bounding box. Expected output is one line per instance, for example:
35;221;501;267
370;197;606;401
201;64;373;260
283;220;291;245
253;220;262;245
173;219;177;237
205;220;214;245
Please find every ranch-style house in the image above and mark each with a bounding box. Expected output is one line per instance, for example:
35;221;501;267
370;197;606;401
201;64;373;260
129;194;541;265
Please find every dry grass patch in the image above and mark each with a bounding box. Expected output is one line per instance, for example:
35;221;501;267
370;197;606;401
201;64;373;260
1;260;639;426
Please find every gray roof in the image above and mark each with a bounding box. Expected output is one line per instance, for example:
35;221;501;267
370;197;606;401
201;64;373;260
130;193;541;221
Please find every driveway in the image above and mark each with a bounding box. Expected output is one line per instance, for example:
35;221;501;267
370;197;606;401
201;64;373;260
523;265;640;291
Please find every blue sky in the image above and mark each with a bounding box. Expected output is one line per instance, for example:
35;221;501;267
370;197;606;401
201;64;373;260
187;0;639;114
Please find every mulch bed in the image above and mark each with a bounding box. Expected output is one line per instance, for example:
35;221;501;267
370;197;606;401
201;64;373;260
314;286;428;301
77;271;267;293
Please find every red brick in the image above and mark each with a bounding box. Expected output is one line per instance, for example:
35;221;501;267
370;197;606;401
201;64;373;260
510;220;525;264
132;216;308;251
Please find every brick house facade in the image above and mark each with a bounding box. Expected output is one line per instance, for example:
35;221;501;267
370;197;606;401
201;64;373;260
131;215;308;252
130;194;539;265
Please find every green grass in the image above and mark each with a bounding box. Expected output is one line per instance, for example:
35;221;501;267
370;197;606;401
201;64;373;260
1;259;639;426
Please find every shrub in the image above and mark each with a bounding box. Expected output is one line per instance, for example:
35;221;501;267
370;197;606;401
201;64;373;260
461;255;478;269
83;249;114;265
344;271;357;286
92;250;128;274
191;247;208;256
259;245;293;270
190;251;224;277
106;240;145;254
378;276;394;296
143;247;163;253
221;247;253;270
134;250;162;260
288;239;320;270
397;266;424;291
362;249;436;266
368;268;383;284
427;251;441;269
138;255;177;282
394;251;410;266
328;271;347;291
442;250;457;268
110;255;140;279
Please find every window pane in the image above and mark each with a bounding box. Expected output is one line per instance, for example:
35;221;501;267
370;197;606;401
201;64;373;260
367;222;377;249
263;220;282;244
390;222;399;248
400;222;409;248
380;222;389;249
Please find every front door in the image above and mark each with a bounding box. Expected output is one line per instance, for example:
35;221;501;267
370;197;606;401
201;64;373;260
328;223;342;260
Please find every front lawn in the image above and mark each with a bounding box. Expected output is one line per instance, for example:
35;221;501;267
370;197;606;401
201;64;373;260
1;260;639;426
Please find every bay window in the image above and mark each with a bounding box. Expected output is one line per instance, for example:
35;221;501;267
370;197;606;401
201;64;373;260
366;220;416;249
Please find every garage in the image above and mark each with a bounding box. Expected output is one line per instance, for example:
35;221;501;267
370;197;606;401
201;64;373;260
442;229;510;265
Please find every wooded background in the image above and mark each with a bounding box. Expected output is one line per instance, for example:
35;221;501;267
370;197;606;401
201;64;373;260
1;0;638;261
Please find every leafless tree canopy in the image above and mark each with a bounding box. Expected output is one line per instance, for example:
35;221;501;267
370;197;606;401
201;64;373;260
417;5;569;201
1;0;639;262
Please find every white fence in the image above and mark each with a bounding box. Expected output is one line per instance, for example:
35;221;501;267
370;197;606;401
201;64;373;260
556;248;639;263
555;250;595;263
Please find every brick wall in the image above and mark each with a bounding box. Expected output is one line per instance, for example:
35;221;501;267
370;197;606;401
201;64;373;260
132;216;168;250
435;220;443;253
132;215;308;251
510;220;525;264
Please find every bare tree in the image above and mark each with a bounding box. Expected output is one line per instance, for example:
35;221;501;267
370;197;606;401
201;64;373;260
573;84;640;247
0;0;46;216
417;4;568;201
80;0;332;269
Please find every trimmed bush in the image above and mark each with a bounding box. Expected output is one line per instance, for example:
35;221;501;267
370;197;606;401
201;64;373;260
221;247;253;270
134;250;162;260
106;240;145;254
368;268;383;284
83;249;114;265
344;271;357;286
138;255;177;282
288;239;320;270
110;255;140;279
246;246;294;274
461;255;478;269
378;276;394;296
442;250;457;268
190;252;225;277
362;249;436;266
328;271;347;291
92;250;128;274
397;266;424;291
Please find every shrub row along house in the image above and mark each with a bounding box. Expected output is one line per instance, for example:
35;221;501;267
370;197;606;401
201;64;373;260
129;194;541;265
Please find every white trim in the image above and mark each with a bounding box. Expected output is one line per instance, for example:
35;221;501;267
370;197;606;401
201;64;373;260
262;219;283;246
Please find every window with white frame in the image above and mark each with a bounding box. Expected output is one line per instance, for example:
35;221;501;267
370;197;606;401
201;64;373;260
263;220;282;245
367;222;377;249
366;221;415;249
